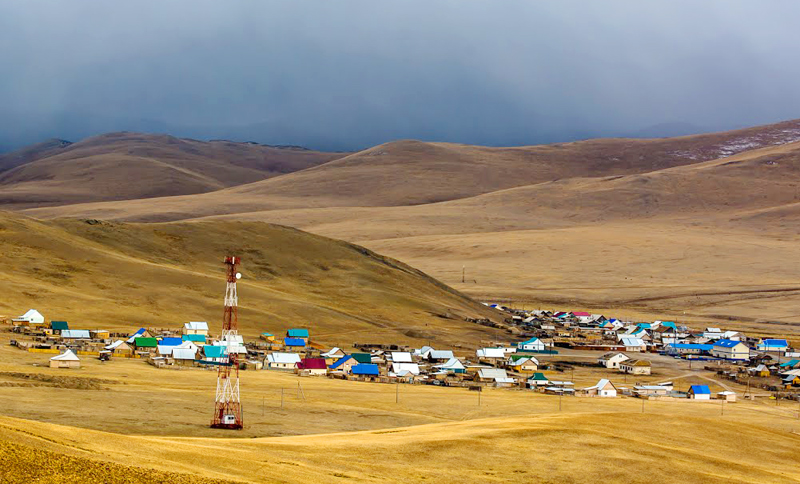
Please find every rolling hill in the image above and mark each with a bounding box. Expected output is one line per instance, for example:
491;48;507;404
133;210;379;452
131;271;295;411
11;118;800;330
0;132;347;208
0;211;500;346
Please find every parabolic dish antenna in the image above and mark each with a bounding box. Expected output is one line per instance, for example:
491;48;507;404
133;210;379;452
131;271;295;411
235;272;242;280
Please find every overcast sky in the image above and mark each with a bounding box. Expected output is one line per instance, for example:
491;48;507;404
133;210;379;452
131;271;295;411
2;1;800;151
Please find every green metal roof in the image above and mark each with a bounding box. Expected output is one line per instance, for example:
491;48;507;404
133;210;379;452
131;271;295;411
352;353;372;364
50;321;69;331
529;372;548;381
134;337;158;347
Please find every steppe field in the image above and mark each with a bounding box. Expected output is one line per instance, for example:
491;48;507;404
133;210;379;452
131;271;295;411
1;329;800;484
3;121;800;482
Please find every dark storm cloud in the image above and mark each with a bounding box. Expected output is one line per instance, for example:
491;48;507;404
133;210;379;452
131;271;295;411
2;0;800;151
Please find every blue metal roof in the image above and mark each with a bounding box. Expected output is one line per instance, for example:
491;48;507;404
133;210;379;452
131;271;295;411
330;355;354;369
159;337;182;346
351;364;380;376
287;328;309;338
284;337;306;347
713;339;745;348
690;385;710;394
760;339;788;347
661;321;677;329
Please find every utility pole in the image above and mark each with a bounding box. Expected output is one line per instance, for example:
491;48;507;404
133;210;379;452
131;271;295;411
396;381;399;404
281;388;284;409
641;397;645;414
462;265;465;284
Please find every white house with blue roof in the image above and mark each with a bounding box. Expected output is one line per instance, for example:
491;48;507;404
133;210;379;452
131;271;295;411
757;339;789;352
711;339;750;361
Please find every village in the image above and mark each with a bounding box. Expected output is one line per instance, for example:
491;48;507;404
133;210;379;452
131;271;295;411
5;305;800;405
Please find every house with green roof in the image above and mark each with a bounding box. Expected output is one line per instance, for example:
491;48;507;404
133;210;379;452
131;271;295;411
134;337;158;349
352;353;372;364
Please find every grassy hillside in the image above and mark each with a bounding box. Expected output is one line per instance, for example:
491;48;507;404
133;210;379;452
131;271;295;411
0;132;346;208
0;211;499;345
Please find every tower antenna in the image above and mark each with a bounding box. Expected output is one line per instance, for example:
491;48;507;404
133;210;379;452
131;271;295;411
211;256;244;429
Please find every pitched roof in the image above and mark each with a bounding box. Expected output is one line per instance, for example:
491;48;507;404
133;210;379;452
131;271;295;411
126;328;148;344
182;334;206;343
50;349;79;361
760;339;788;347
50;321;69;331
478;368;509;380
203;345;227;358
284;337;306;347
429;350;454;360
712;339;741;348
61;330;90;339
586;379;614;390
329;355;355;369
184;321;208;331
690;385;711;395
134;337;159;347
528;372;549;381
621;337;645;346
172;348;197;360
391;362;420;375
351;364;380;376
267;352;302;364
298;358;327;370
477;348;505;358
436;357;465;370
352;353;372;364
287;328;309;338
572;311;591;317
321;347;343;357
391;351;413;363
624;359;651;366
159;337;183;346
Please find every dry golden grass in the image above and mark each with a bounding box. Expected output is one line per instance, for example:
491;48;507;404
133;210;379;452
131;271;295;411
1;327;800;483
0;211;500;346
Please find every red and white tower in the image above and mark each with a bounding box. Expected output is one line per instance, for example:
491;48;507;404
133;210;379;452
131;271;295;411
211;256;244;429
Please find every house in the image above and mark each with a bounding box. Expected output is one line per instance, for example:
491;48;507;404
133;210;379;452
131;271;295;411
203;345;228;363
351;353;373;364
633;385;669;397
297;358;328;376
477;368;516;386
267;352;302;370
517;337;546;352
329;355;358;373
757;339;789;352
183;322;209;336
434;357;466;374
126;328;151;344
620;337;646;352
426;350;455;362
182;334;206;344
748;364;770;377
620;359;651;375
105;340;133;356
13;309;45;326
284;337;306;348
172;347;198;365
50;349;80;368
584;379;617;397
508;356;539;374
260;332;275;342
159;337;183;346
61;330;91;340
688;385;711;400
783;375;800;387
351;364;380;376
717;391;737;402
711;339;750;361
572;311;591;318
598;352;629;369
391;362;420;376
527;372;550;387
286;328;310;342
50;321;69;334
91;329;110;340
476;348;506;362
666;343;713;357
321;347;345;359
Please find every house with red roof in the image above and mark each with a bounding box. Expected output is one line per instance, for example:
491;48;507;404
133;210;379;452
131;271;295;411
297;358;328;376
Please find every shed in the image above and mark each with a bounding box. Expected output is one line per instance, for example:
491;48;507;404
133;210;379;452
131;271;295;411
61;330;91;339
287;328;310;340
688;385;711;400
